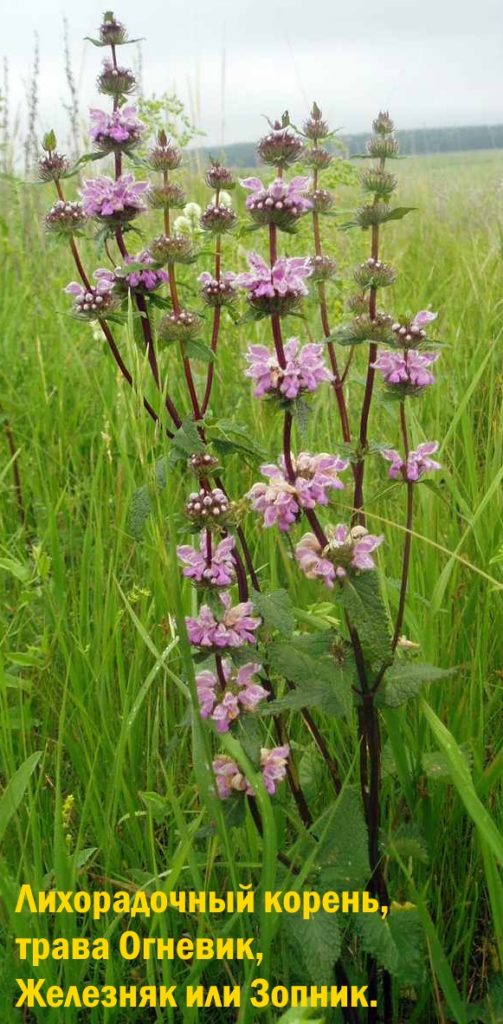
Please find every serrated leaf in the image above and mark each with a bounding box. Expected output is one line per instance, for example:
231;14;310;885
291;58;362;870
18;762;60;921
339;573;391;667
129;485;153;540
378;662;458;708
171;418;206;459
184;339;214;363
354;912;399;974
387;908;426;985
284;909;341;986
315;788;369;888
253;589;295;636
266;640;353;719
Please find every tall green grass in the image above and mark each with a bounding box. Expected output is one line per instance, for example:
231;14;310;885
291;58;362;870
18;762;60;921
0;150;502;1022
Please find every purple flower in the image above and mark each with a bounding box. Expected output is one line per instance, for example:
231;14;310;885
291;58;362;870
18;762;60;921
196;660;267;732
89;106;145;151
198;270;237;306
81;174;149;223
241;175;312;227
212;756;254;799
116;251;168;292
371;349;438;389
381;442;441;482
186;593;261;650
295;525;383;586
391;310;438;346
235;252;312;315
212;744;289;799
248;452;348;532
260;746;290;795
412;310;437;328
64;270;116;318
246;338;332;400
177;531;236;588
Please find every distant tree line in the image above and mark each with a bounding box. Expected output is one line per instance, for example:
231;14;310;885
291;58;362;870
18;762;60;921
193;124;503;168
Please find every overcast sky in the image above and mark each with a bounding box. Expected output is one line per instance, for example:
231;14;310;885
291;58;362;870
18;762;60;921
3;0;503;148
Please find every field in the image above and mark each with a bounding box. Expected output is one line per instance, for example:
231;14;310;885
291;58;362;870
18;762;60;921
0;146;502;1022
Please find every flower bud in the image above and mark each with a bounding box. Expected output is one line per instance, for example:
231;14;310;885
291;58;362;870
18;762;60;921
302;147;332;170
198;271;237;307
353;258;396;290
200;203;237;235
205;160;235;190
45;200;87;235
366;136;399;159
147;182;186;210
99;12;128;45
302;102;329;141
42;130;57;152
188;453;221;477
257;127;304;168
149;234;196;265
97;59;136;96
38;151;69;182
307;254;337;282
372;110;395;135
185;487;230;526
355;203;392;229
147;135;182;171
158;309;203;344
360;168;397;198
308;188;333;213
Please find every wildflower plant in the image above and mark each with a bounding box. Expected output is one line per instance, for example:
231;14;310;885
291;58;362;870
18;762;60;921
41;13;451;1021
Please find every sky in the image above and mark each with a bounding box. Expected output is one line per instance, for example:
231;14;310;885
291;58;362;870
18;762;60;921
2;0;503;149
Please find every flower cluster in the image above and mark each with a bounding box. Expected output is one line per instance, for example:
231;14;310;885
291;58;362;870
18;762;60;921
115;251;169;292
198;270;237;306
382;442;441;482
372;349;438;391
236;252;312;316
213;745;289;798
391;310;437;347
177;531;236;588
81;174;149;223
246;338;331;400
248;453;348;531
296;525;383;588
241;176;312;229
196;660;268;732
186;593;261;650
89;106;145;151
64;271;117;318
45;200;86;235
97;59;136;97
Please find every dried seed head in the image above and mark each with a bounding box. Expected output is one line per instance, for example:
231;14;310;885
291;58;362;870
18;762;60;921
147;182;186;210
360;168;397;198
257;127;304;168
147;133;182;171
307;254;338;282
353;257;396;290
149;234;196;265
372;110;395;135
302;147;332;170
355;203;392;229
366;136;400;159
97;60;136;96
158;309;203;343
307;188;334;213
302;102;329;141
349;312;393;342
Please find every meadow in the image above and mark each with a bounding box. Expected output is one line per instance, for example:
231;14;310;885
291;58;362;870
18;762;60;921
0;142;502;1022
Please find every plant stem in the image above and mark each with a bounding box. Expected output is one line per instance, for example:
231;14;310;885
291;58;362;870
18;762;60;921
392;402;414;648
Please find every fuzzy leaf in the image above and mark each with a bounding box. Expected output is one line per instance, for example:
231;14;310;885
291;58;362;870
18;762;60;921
378;662;458;708
381;205;416;223
354;912;399;974
283;908;341;986
387;908;426;985
252;589;295;636
266;640;353;718
170;418;206;463
315;788;369;889
184;339;214;363
339;573;392;667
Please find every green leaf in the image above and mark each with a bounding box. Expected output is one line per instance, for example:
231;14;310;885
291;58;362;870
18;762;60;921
170;418;206;462
378;661;458;708
381;205;416;223
387;907;426;985
129;485;153;540
354;912;399;974
284;907;341;986
0;752;42;842
315;788;369;889
184;339;214;363
339;572;392;667
266;640;353;719
253;589;295;636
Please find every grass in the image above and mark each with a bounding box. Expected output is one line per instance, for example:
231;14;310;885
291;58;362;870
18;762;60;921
0;147;502;1022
